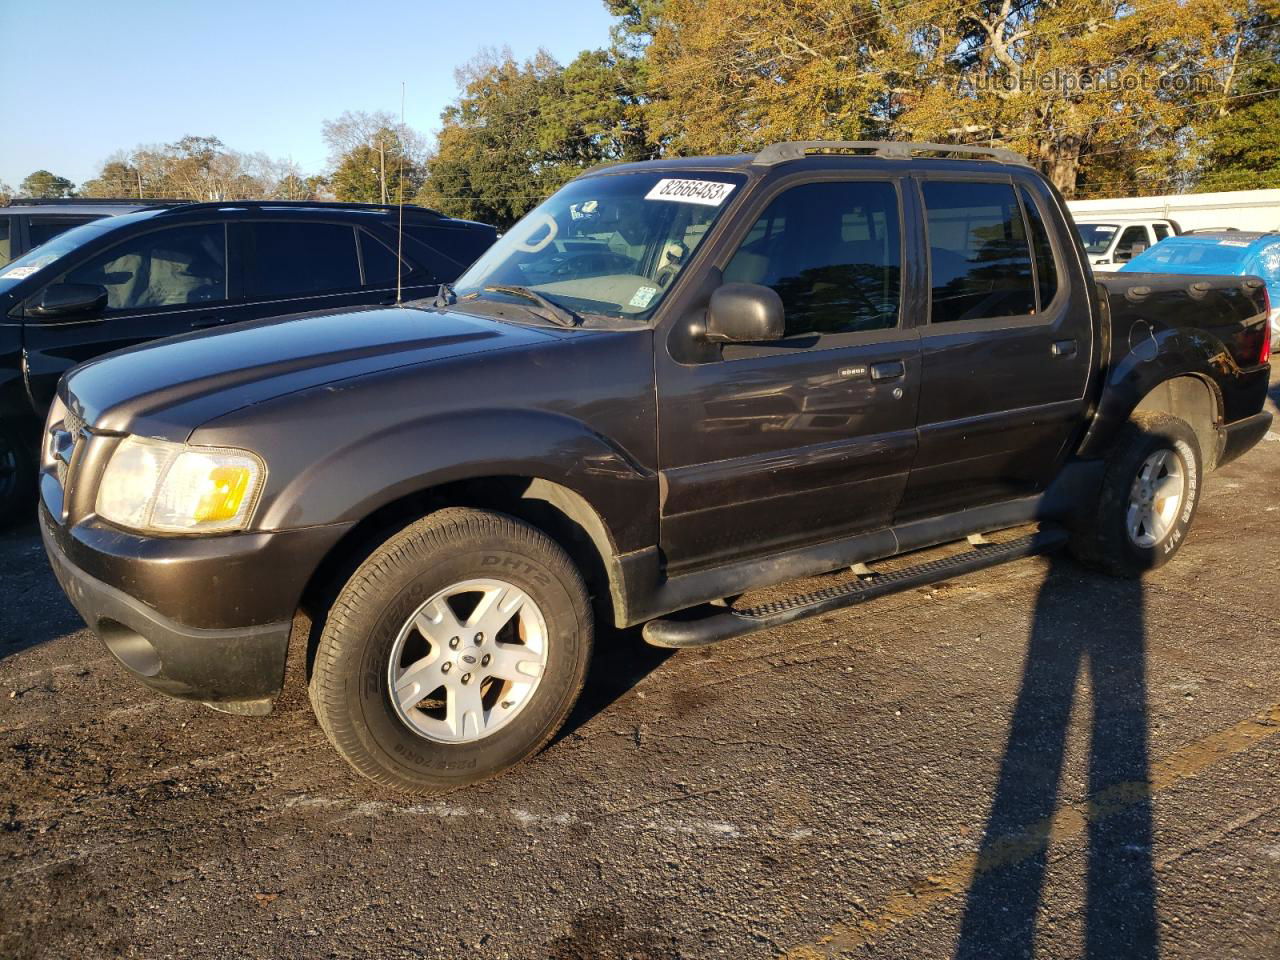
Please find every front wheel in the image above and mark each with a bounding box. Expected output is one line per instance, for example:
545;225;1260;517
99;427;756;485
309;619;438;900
1069;412;1203;577
309;508;593;793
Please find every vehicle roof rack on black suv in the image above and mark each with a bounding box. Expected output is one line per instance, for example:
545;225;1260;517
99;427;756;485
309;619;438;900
753;140;1030;167
3;197;186;206
155;199;448;218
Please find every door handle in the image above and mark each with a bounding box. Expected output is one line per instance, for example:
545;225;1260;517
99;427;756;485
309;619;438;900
190;316;228;329
870;360;906;381
1051;339;1077;358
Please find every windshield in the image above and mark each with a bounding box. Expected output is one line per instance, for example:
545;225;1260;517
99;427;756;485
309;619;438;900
0;211;157;295
1075;223;1119;255
451;171;746;321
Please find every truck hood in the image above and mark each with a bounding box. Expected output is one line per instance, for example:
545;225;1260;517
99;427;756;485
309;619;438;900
63;305;558;439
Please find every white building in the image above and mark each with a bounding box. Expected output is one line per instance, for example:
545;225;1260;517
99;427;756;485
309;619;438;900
1066;189;1280;234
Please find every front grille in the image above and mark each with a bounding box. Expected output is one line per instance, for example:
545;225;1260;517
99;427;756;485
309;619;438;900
63;408;86;437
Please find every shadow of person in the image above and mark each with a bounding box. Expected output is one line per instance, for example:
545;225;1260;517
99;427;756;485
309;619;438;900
954;555;1158;959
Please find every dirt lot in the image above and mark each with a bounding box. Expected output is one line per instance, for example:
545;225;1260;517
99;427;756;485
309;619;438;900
2;372;1278;960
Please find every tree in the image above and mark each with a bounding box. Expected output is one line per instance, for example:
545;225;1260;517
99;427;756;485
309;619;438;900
19;170;75;198
624;0;1248;198
328;129;423;203
1195;4;1280;192
419;47;655;228
322;110;427;204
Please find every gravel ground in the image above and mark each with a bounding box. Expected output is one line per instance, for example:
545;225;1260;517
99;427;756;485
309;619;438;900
1;370;1277;960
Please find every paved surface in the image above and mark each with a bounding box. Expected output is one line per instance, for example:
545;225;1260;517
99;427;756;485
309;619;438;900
2;372;1278;960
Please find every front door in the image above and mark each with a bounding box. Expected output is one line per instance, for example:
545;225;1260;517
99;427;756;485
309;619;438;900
23;220;244;415
656;175;924;572
896;176;1094;520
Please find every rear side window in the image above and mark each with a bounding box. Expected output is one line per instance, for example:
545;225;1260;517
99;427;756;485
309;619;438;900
30;216;99;249
402;224;496;281
923;181;1036;323
243;222;360;299
1019;186;1058;310
723;179;902;336
0;217;11;266
1152;223;1171;241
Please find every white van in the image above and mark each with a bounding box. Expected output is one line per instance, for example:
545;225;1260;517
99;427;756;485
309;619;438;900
1074;218;1180;271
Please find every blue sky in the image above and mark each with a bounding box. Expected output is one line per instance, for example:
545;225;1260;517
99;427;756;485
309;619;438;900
0;0;618;191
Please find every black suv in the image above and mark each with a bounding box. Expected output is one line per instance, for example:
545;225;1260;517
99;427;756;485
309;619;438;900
0;201;496;522
0;198;172;267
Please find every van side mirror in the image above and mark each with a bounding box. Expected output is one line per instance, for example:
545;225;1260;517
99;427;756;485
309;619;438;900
705;283;784;343
30;283;108;320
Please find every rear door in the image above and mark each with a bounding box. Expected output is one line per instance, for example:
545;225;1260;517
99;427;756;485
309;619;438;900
896;175;1092;520
22;220;243;414
236;219;434;317
656;173;924;571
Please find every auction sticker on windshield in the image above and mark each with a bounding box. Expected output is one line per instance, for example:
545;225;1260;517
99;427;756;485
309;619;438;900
645;179;736;206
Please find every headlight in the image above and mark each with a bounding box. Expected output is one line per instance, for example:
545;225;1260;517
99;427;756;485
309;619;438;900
96;436;265;534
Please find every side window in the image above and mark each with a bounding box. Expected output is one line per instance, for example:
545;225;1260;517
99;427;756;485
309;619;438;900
243;222;360;299
1114;225;1148;260
0;217;11;266
30;217;99;249
402;224;497;282
358;230;406;288
723;180;902;337
1018;186;1059;310
923;181;1035;323
1152;223;1171;241
62;223;227;311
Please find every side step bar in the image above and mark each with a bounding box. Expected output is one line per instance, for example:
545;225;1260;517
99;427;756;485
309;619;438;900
642;526;1069;649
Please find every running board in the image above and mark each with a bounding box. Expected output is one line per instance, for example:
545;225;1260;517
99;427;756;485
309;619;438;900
642;526;1069;649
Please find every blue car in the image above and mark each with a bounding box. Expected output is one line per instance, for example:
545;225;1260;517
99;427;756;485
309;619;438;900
1121;231;1280;346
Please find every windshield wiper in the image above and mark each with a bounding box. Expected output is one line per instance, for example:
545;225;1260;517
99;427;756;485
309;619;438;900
483;284;580;327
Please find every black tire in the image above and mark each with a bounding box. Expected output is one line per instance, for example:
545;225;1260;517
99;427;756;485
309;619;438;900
309;507;592;793
0;423;37;529
1069;412;1203;578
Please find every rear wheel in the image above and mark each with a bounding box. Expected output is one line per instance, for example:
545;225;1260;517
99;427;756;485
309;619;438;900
1069;412;1203;577
309;508;592;793
0;424;36;529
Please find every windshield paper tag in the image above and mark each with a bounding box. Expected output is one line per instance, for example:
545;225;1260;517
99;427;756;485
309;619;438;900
629;285;658;308
0;266;37;280
645;179;735;206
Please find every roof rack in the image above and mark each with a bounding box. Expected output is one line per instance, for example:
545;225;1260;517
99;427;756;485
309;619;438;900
154;199;447;218
3;197;185;206
753;141;1030;167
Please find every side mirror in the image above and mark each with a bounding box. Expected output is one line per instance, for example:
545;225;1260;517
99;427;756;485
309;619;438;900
29;283;108;320
705;283;784;343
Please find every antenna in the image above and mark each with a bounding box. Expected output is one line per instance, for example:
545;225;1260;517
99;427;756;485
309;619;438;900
396;80;406;304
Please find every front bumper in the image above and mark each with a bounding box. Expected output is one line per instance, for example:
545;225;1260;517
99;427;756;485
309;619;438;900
40;503;349;711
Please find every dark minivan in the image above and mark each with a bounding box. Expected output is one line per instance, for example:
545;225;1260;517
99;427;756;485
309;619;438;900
0;201;496;522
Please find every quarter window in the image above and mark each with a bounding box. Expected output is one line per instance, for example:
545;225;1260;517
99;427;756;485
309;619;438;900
243;222;360;299
1019;186;1058;310
0;217;11;266
923;181;1036;323
62;223;227;310
359;230;406;288
724;180;902;336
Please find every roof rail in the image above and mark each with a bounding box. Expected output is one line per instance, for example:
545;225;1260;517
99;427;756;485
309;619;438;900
3;197;185;206
154;199;447;218
753;141;1030;167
